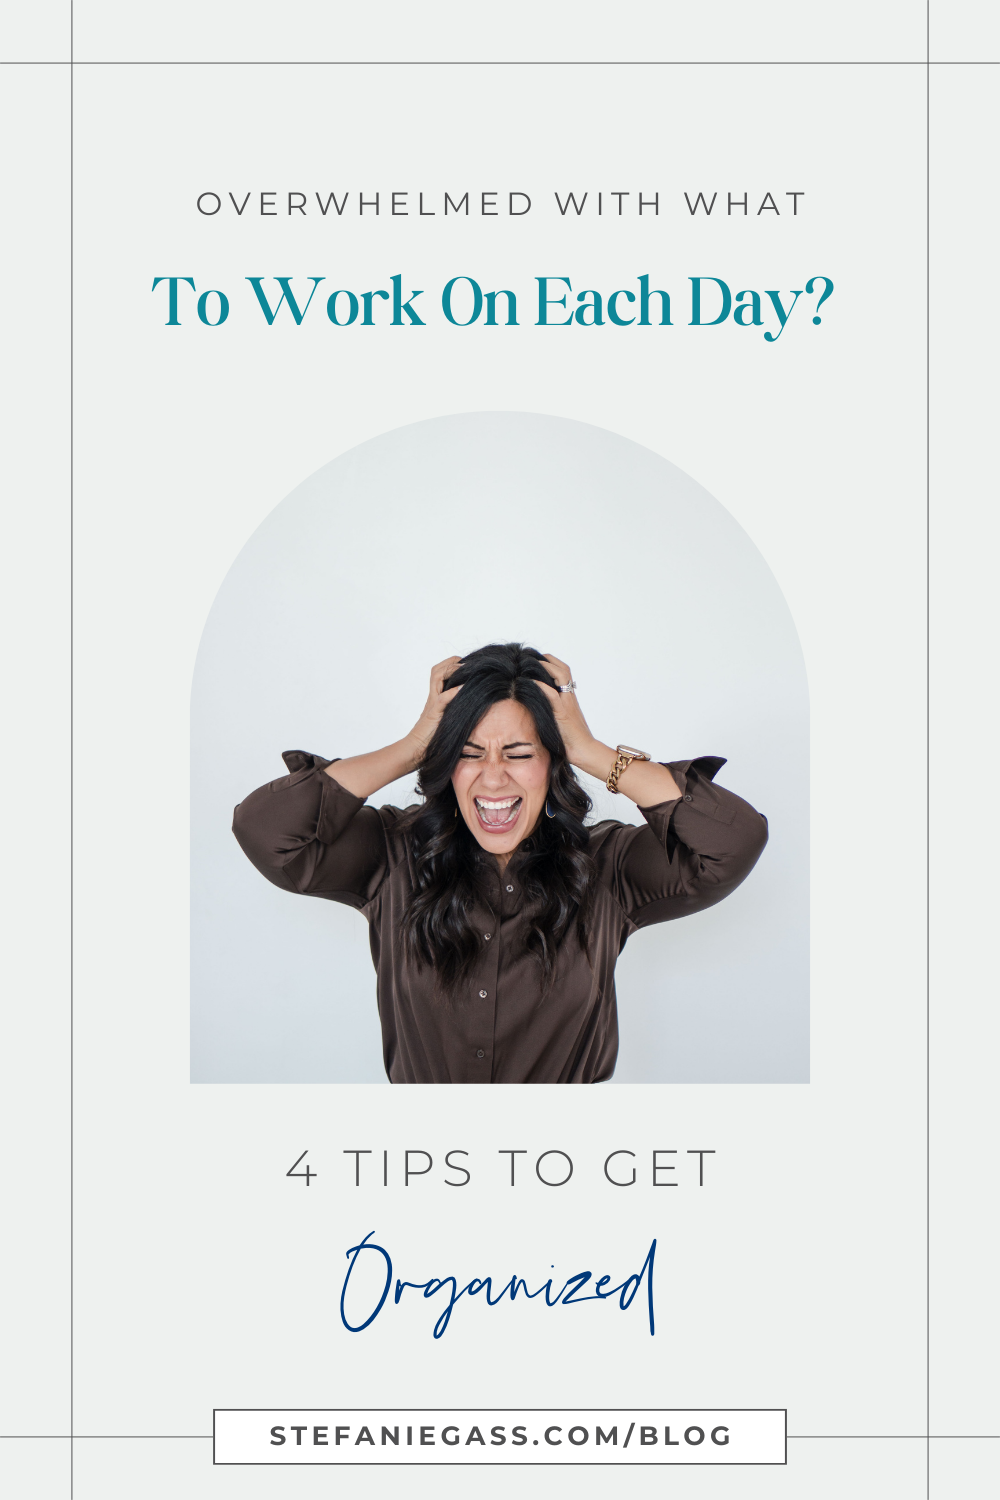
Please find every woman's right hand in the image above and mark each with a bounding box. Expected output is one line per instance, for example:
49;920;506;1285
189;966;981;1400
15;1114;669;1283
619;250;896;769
408;656;464;758
324;657;464;798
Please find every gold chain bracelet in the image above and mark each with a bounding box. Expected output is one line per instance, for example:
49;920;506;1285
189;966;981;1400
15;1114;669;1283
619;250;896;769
606;744;651;794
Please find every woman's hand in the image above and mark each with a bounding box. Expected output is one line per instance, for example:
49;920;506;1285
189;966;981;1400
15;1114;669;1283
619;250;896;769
537;653;600;768
325;656;464;799
538;652;681;805
408;655;464;758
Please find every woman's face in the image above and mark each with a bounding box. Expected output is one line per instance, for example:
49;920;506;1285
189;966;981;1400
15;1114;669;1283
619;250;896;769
451;698;552;858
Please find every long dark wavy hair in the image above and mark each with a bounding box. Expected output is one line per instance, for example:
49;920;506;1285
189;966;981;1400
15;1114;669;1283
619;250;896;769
400;643;594;997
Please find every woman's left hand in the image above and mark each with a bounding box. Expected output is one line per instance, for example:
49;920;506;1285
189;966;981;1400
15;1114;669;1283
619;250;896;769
537;654;600;768
540;652;680;802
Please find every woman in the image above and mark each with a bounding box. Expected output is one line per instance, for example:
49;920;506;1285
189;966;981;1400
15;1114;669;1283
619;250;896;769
232;644;768;1084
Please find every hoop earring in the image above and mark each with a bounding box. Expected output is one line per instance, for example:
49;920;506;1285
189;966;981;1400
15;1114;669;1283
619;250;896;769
545;798;556;819
454;807;458;818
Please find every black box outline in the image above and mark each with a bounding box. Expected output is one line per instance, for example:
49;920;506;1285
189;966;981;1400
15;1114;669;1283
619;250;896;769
212;1406;788;1467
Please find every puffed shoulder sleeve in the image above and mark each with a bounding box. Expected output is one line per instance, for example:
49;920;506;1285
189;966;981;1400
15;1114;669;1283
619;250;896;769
597;756;769;930
232;750;390;908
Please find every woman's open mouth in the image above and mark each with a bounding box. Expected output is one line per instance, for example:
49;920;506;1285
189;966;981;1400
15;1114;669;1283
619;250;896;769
473;795;522;832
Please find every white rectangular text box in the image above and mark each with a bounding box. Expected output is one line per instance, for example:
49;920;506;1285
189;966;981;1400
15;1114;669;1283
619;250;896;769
214;1409;786;1464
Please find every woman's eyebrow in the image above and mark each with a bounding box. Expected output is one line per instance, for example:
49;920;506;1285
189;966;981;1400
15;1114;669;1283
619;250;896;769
462;740;535;750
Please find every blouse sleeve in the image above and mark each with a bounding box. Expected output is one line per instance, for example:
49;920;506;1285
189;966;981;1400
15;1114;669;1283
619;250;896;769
595;756;769;930
231;750;390;909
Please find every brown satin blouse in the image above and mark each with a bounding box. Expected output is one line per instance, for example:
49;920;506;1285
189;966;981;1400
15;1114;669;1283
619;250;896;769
232;752;768;1085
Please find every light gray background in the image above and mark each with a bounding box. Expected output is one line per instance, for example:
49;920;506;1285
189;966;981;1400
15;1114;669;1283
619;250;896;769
190;413;809;1083
8;28;993;1500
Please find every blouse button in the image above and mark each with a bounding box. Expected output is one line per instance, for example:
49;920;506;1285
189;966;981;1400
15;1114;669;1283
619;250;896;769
506;884;514;892
683;794;693;802
476;1049;485;1059
479;989;488;999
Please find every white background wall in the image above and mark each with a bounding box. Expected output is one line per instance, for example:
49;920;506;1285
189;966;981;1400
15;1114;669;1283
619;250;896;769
192;415;808;1084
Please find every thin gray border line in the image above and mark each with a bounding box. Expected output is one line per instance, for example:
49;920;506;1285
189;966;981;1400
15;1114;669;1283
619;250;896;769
3;1433;998;1441
925;5;931;1495
2;57;999;66
69;4;75;1497
56;28;989;1492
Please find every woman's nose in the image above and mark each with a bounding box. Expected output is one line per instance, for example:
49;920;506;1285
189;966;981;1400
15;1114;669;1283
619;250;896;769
479;756;509;786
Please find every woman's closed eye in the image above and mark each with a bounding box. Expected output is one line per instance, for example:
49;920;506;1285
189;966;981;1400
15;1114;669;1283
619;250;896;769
459;752;532;760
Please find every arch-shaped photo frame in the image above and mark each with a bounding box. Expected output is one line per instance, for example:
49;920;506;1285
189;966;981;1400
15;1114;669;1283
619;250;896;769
191;413;809;1084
